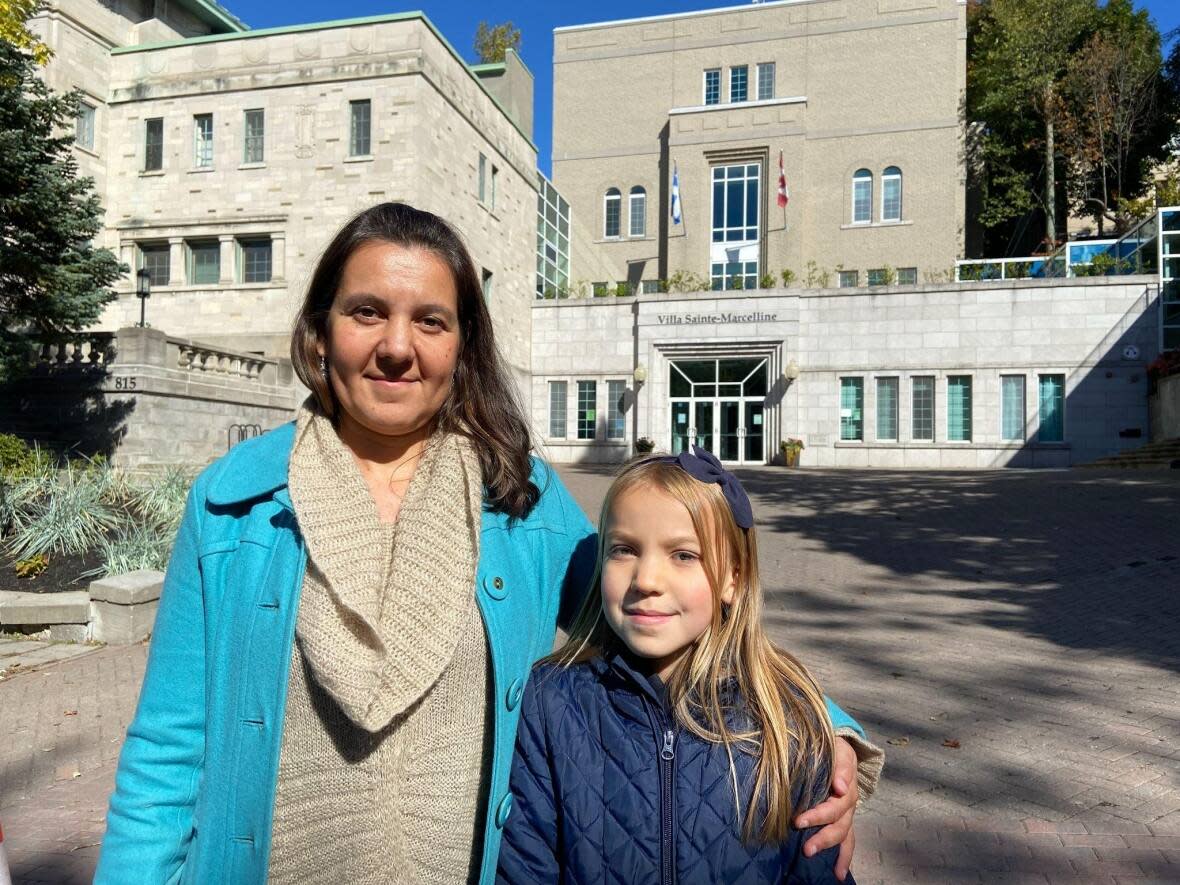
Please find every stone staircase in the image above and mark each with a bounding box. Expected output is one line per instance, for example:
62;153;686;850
1081;438;1180;470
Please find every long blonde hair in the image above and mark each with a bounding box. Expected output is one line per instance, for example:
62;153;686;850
553;458;836;844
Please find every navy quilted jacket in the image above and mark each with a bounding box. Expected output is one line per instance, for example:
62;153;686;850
497;655;854;884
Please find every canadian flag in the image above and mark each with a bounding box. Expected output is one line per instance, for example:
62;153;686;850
777;150;789;209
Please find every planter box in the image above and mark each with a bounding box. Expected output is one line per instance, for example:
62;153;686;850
0;569;164;645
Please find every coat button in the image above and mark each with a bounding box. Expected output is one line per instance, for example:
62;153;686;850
484;574;508;600
506;678;524;711
494;793;513;828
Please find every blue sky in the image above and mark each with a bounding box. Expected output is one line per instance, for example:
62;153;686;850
220;0;1180;176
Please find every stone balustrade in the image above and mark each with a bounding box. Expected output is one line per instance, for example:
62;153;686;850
25;334;116;371
170;337;279;384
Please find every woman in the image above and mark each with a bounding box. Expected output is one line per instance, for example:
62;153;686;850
96;203;879;884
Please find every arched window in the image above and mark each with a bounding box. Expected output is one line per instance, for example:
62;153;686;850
629;186;647;237
604;188;621;238
852;169;873;224
882;166;902;222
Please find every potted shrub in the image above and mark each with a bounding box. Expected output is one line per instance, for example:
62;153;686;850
635;437;655;455
780;437;804;467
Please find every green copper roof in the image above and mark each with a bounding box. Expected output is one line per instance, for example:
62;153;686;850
179;0;248;33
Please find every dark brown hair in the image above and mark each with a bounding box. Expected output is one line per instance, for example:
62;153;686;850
291;202;538;518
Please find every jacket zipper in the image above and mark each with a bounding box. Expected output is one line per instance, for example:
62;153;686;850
645;697;677;885
660;726;676;885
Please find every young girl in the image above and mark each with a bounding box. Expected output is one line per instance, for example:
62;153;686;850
497;447;877;884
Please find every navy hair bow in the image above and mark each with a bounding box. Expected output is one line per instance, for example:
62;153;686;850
656;446;754;529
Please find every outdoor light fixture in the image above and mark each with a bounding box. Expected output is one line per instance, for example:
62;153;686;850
633;365;648;385
784;358;801;382
136;268;151;328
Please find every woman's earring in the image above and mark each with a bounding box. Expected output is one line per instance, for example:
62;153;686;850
319;356;328;380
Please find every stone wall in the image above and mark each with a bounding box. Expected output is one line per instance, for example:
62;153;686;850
1151;373;1180;442
1;327;299;468
531;277;1161;468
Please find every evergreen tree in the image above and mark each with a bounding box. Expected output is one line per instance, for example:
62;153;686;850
0;41;125;380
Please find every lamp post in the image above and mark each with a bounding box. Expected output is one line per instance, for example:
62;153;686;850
136;268;151;328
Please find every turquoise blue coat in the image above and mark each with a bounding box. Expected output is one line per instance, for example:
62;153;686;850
96;423;864;884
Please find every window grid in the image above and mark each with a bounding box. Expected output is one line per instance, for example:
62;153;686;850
897;267;918;286
756;62;775;101
577;381;597;440
194;114;213;168
349;100;371;157
243;109;264;163
536;174;570;298
478;153;487;202
729;65;748;103
840;377;864;441
629;187;646;237
548;381;567;438
877;377;899;441
604;189;621;238
144;118;163;171
867;269;889;287
1038;374;1065;442
852;170;872;223
139;244;169;287
703;69;721;105
239;238;271;283
187;240;219;285
76;103;95;151
947;375;973;442
839;270;859;288
1001;375;1026;441
607;380;626;440
912;376;935;441
711;163;760;243
882;167;902;221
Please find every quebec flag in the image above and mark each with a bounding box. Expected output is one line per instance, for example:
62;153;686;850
671;164;682;225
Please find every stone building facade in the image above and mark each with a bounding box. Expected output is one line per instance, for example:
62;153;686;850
531;277;1160;468
30;0;539;386
551;0;967;293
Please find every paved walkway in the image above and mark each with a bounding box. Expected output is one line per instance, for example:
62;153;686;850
1;468;1177;883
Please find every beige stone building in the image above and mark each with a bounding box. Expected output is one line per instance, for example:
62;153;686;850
29;0;539;385
552;0;967;293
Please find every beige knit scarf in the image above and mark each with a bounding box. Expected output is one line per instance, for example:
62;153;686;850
287;402;483;732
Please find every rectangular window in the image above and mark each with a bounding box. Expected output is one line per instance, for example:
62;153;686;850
187;240;220;285
577;380;597;440
349;100;371;157
491;165;499;211
729;65;748;103
76;102;95;151
867;269;888;287
144;117;163;171
641;280;662;294
876;377;899;441
239;238;272;283
607;380;626;440
193;113;213;167
852;175;872;224
478;153;487;202
703;68;721;105
243;109;264;163
629;190;646;237
139;243;170;287
548;380;567;438
912;376;935;441
1001;375;1026;441
711;163;760;244
756;62;775;101
840;377;864;441
897;267;918;286
947;375;973;442
604;193;621;238
1038;374;1065;442
838;270;859;288
882;170;902;221
481;268;493;300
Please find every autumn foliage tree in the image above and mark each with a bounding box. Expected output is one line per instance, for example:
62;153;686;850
474;21;521;64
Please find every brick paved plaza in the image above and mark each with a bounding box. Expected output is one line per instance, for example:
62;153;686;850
2;467;1178;883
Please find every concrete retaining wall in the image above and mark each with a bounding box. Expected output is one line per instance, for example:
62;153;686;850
1;326;299;468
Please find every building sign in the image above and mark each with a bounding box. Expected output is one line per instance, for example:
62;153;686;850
652;311;779;326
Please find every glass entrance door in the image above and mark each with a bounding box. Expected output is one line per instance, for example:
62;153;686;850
668;358;771;464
